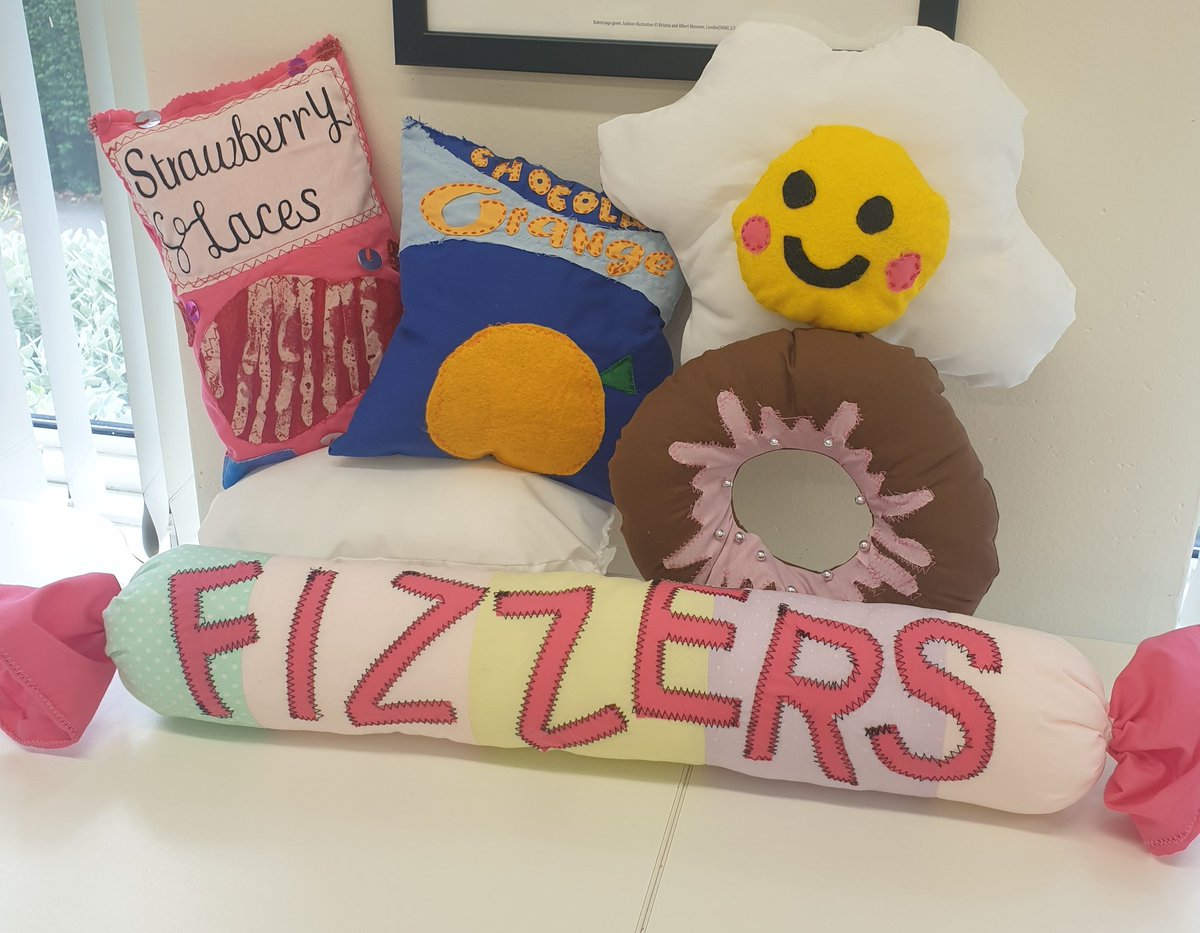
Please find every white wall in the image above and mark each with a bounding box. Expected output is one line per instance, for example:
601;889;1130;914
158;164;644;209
135;0;1200;643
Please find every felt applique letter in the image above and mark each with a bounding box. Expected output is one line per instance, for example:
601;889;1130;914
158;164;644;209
634;581;746;728
168;562;263;718
494;587;628;750
286;568;337;722
743;608;883;785
868;618;1000;781
345;573;486;727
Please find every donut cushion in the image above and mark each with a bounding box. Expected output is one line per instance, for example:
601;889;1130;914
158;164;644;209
610;328;999;615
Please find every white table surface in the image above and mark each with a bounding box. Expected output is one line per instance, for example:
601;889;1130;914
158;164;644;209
2;635;1197;933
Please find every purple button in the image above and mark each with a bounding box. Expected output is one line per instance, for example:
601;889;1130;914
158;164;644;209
357;248;383;272
287;57;307;76
183;300;200;323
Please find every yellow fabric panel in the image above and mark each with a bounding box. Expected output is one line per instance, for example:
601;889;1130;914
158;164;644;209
732;125;949;333
468;572;710;764
426;323;605;476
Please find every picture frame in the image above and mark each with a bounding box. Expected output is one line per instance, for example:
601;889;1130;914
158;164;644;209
394;1;959;80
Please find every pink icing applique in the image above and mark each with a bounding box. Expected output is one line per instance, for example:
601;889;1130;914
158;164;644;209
665;391;934;600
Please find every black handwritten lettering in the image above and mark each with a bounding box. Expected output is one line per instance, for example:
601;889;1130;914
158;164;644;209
152;187;325;274
231;113;263;166
298;187;321;223
199;137;233;176
150;152;179;192
125;84;355;201
305;86;353;144
256;124;283;154
176;149;202;183
271;112;296;146
123;148;159;199
152;205;207;273
290;106;311;141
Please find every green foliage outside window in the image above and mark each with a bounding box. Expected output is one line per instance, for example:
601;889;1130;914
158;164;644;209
0;0;100;196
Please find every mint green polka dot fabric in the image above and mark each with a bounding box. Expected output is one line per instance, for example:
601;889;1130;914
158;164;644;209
105;544;266;727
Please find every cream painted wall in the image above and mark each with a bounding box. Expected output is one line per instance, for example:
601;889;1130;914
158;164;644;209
135;0;1200;643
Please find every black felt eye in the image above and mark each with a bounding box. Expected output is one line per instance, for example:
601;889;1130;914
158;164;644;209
782;170;816;209
856;196;894;234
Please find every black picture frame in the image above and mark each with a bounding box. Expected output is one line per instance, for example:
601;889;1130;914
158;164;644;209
394;1;959;80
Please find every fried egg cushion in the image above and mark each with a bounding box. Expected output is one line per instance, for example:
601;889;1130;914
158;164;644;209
90;37;402;483
598;23;1075;387
331;119;683;502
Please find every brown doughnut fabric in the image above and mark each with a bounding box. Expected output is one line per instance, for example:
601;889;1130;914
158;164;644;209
609;328;999;615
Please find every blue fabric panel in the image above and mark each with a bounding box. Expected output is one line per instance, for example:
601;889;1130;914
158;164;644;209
400;119;683;322
412;117;631;229
222;448;296;488
331;239;673;502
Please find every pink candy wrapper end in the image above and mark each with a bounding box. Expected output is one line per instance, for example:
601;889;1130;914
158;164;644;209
1105;625;1200;856
0;574;120;749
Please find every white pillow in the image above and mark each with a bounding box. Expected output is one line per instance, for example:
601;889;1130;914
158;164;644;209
198;450;617;573
598;23;1075;388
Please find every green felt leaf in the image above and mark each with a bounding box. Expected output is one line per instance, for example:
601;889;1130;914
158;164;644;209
599;355;637;395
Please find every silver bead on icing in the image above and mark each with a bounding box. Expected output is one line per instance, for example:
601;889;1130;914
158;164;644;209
785;585;797;593
722;479;733;488
755;550;767;561
855;495;866;505
733;532;746;543
858;540;870;551
714;529;726;539
823;438;834;448
769;437;780;447
821;570;833;581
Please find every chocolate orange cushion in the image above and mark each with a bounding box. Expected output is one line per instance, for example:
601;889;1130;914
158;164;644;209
330;119;683;502
610;328;999;615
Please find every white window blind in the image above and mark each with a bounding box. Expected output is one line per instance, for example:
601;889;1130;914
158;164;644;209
0;0;106;511
0;0;200;550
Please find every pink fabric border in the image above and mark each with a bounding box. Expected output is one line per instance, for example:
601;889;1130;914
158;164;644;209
0;575;120;749
1105;625;1200;856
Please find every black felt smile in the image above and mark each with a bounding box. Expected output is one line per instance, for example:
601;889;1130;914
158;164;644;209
783;236;869;289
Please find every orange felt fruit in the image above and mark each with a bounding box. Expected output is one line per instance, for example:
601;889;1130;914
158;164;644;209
426;323;605;476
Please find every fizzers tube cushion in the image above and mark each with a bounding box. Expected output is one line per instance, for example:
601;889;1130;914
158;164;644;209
4;553;1200;855
90;37;401;484
610;328;999;615
113;547;1101;813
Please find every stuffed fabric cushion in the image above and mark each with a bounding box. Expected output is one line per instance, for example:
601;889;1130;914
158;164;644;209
610;328;999;615
97;546;1108;819
90;37;401;484
8;561;1200;856
330;118;684;502
197;449;617;573
598;23;1075;387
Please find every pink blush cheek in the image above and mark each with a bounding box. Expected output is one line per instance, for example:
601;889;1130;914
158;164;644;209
886;252;922;293
740;215;771;254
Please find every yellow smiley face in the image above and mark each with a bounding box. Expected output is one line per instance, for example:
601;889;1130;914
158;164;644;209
731;125;949;333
